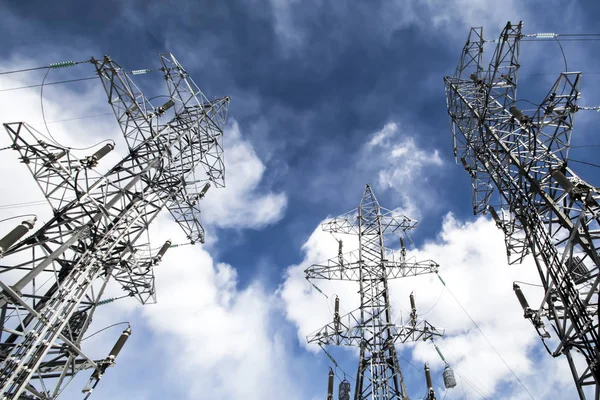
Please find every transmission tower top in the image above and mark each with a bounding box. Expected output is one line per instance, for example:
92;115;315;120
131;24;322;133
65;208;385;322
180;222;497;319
307;184;444;400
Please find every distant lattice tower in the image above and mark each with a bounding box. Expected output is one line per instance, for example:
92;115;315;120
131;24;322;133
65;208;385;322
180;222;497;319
307;185;443;400
0;54;229;399
445;21;600;399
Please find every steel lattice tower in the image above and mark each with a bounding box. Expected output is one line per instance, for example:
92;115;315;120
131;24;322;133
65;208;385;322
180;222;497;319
445;21;600;399
306;185;443;400
0;54;229;398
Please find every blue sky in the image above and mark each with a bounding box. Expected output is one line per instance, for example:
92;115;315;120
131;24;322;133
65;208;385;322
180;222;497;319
0;1;599;399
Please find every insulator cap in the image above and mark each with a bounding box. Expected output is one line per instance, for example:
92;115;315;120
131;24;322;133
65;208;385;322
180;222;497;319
509;106;526;122
470;73;483;85
488;206;502;226
443;366;457;388
199;182;211;198
410;293;416;310
338;380;351;400
155;240;172;262
108;326;131;361
0;218;36;255
334;297;340;330
50;60;76;69
327;369;335;399
513;283;530;311
551;170;575;193
424;363;433;389
89;143;114;166
131;69;151;75
159;99;175;114
48;150;67;163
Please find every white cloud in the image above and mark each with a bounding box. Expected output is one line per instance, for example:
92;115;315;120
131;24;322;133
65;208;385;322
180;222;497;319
268;0;305;52
267;0;542;50
112;217;306;400
361;122;444;219
201;120;287;230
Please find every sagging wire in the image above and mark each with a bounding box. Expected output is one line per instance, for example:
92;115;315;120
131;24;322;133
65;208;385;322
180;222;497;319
419;287;445;317
571;144;600;148
513;280;544;288
1;58;156;151
29;113;113;126
395;351;460;400
0;76;97;93
0;199;62;211
0;214;36;225
436;273;536;400
430;339;490;400
554;36;568;72
39;67;116;151
0;59;91;76
569;158;600;169
319;344;355;383
307;277;328;299
81;321;130;342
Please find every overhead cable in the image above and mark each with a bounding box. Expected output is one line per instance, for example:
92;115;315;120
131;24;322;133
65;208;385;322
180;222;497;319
436;273;536;400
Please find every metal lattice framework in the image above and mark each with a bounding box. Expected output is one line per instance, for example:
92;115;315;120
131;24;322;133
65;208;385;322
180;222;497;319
306;185;443;400
0;53;229;399
445;21;600;399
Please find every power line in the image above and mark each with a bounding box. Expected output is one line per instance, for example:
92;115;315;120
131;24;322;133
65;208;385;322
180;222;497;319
318;344;355;382
396;351;460;400
38;68;115;151
81;322;130;341
0;67;162;93
0;214;36;224
569;158;600;169
555;36;568;72
0;200;50;210
419;287;445;317
436;273;536;400
430;340;493;400
0;60;91;76
29;113;113;126
0;76;97;93
514;280;544;288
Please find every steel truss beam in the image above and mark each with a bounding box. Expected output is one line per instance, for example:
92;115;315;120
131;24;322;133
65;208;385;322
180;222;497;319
0;53;229;399
445;21;600;399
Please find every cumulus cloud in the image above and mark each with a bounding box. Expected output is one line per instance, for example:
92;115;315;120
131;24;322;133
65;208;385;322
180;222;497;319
137;219;304;399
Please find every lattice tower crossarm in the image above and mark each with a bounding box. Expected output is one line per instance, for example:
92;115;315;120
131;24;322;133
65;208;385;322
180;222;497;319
445;21;600;399
306;185;443;400
0;53;229;399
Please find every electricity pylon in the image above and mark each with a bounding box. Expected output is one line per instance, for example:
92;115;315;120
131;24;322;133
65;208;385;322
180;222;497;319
306;185;443;400
0;53;229;399
445;21;600;399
